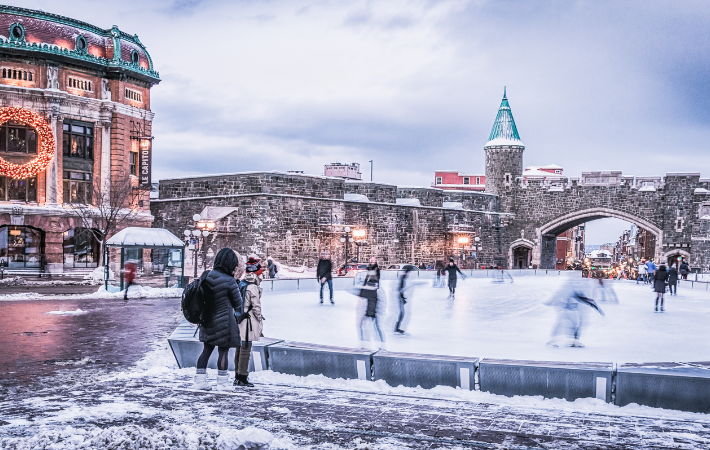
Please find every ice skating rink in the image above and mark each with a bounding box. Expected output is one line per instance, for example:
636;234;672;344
261;274;710;363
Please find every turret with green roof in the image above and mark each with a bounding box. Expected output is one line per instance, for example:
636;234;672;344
484;88;525;197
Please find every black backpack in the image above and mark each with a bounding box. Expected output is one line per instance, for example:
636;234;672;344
181;270;211;324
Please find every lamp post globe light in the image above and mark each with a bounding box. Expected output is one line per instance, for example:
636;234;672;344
185;215;216;279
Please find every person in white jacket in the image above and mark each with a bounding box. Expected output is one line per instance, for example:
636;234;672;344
233;263;264;387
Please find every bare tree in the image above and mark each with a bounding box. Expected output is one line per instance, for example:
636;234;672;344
68;179;143;265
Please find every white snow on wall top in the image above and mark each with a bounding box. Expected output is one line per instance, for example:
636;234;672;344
484;137;525;147
443;202;464;210
344;193;370;202
396;198;422;206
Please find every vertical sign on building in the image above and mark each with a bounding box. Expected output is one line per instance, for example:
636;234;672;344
139;138;151;188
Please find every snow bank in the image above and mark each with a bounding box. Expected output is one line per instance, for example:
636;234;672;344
0;285;183;301
46;308;87;315
0;424;284;450
0;276;26;286
85;266;115;282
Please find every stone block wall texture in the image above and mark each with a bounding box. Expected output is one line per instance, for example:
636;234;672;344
151;187;507;270
160;173;345;200
343;181;397;204
153;170;710;271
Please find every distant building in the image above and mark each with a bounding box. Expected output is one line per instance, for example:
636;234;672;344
324;163;361;180
432;171;485;191
555;225;584;270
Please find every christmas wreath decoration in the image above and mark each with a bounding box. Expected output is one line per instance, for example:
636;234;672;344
0;107;55;179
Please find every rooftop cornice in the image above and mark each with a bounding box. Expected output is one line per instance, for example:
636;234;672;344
0;5;160;83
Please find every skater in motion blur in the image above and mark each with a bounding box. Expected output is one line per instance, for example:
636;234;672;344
546;278;604;348
434;259;445;287
442;258;466;299
358;257;385;346
394;265;415;334
123;261;136;301
594;278;618;304
493;266;514;283
653;264;669;311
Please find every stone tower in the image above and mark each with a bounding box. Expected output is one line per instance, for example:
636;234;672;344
484;88;524;199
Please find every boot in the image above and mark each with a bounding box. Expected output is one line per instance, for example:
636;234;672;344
237;374;254;387
215;372;232;391
193;372;211;391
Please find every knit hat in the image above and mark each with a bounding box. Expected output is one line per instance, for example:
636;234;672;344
246;254;263;274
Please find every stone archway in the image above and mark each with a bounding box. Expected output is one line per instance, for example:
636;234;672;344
508;238;534;269
534;207;663;269
662;249;690;268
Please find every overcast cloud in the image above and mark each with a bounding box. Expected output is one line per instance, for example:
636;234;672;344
14;0;710;241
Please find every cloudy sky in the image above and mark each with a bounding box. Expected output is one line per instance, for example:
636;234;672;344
16;0;710;242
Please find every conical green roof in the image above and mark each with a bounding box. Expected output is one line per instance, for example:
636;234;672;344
485;87;524;147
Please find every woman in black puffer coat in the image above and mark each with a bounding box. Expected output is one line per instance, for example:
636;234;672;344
653;264;669;312
194;248;243;391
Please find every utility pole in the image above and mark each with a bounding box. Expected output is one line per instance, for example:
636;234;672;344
369;160;373;182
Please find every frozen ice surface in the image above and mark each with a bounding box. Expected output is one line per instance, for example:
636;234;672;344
261;275;710;363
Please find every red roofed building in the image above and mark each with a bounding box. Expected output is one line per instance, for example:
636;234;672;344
432;171;485;191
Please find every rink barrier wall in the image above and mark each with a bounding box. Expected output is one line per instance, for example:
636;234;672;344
372;351;478;390
268;341;375;381
167;320;283;372
615;362;710;413
262;269;579;292
478;359;614;403
167;321;709;413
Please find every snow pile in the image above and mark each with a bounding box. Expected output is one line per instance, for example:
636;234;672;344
274;263;315;279
84;266;114;282
0;285;183;301
0;424;280;450
217;427;274;449
46;308;87;315
0;276;26;286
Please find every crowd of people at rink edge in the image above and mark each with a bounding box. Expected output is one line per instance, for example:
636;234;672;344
635;258;689;312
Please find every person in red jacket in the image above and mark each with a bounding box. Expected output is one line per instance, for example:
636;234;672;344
123;261;136;300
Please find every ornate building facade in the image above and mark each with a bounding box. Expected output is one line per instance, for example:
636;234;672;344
0;6;159;272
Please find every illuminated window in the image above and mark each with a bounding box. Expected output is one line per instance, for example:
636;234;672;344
463;177;470;185
0;176;37;202
130;151;138;176
62;120;94;160
62;171;93;205
436;177;442;185
0;122;37;154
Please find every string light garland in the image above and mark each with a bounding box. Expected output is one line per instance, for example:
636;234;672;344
0;107;55;179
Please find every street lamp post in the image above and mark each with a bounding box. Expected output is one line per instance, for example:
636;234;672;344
184;213;215;279
352;229;367;262
339;227;355;274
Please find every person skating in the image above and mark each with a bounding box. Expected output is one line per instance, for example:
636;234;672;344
194;248;243;391
394;265;415;334
442;258;466;299
668;265;678;295
233;263;264;387
358;257;384;345
267;258;278;279
434;259;445;287
546;278;604;348
680;260;690;280
646;259;657;288
317;251;334;304
654;264;669;311
637;263;646;284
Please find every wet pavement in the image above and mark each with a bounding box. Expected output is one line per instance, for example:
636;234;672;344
0;296;182;384
1;296;709;449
